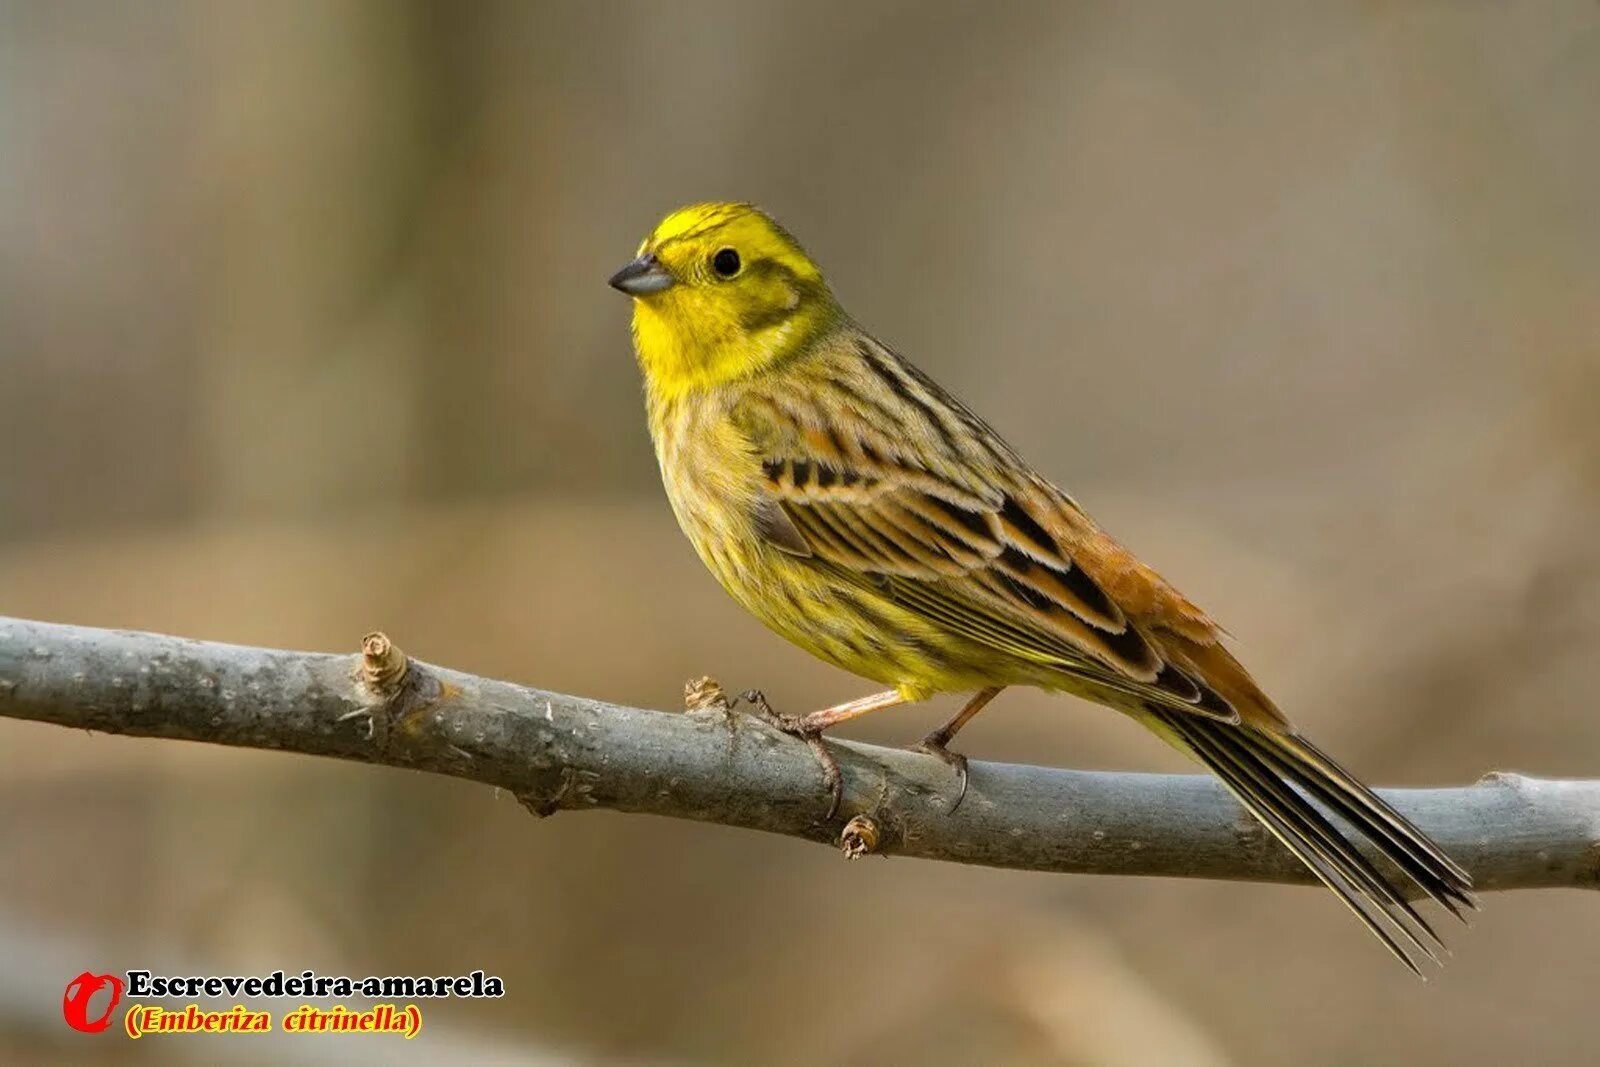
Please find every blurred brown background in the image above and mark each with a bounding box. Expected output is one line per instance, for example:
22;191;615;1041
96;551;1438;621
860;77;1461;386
2;1;1598;1063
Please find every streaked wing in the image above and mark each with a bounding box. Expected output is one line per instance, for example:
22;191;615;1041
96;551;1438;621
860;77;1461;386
738;336;1252;723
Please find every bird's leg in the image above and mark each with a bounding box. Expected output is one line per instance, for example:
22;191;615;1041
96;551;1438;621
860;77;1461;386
911;686;1004;812
737;689;906;819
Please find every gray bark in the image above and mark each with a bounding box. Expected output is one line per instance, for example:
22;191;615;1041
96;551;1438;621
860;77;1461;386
1;615;1595;894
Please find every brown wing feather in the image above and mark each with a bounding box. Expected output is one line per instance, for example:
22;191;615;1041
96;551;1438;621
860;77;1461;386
1009;479;1288;728
752;398;1253;723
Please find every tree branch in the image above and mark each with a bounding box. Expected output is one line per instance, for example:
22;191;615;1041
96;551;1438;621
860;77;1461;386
1;615;1595;894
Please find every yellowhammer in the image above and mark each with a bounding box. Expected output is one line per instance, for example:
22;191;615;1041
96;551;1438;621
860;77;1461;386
609;202;1472;973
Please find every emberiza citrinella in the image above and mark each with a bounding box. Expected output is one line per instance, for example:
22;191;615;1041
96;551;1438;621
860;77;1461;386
609;202;1472;972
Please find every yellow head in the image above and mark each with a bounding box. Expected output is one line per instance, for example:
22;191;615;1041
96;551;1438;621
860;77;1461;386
609;203;840;396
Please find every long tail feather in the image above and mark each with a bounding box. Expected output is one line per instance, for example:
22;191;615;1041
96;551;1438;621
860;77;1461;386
1146;710;1476;975
1274;732;1476;904
1245;732;1476;917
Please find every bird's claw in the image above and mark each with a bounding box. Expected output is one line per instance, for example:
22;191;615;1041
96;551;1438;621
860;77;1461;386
736;689;844;820
911;734;970;813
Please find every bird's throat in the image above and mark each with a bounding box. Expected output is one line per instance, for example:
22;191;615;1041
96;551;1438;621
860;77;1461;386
632;299;835;400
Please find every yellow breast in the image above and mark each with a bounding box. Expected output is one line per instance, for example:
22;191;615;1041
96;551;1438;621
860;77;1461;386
648;390;762;584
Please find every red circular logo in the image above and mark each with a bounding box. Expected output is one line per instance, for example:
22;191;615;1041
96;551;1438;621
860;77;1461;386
62;972;123;1033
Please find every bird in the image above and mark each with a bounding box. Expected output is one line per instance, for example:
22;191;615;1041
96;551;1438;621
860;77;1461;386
608;201;1474;973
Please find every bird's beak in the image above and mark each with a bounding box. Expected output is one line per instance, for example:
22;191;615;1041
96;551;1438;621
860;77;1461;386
607;253;675;296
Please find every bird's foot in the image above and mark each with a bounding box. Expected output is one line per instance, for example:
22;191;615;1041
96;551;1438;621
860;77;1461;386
910;729;970;813
737;689;844;820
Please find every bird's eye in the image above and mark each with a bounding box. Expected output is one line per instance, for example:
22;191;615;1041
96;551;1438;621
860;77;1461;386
711;248;741;278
